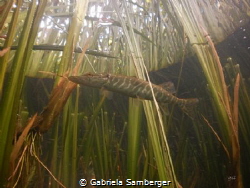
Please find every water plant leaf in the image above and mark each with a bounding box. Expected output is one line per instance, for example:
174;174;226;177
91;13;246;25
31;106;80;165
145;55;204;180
233;73;240;135
0;47;10;57
0;0;14;32
36;77;76;133
9;114;37;172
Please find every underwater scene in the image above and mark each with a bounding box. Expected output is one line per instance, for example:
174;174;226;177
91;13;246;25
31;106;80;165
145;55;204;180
0;0;250;188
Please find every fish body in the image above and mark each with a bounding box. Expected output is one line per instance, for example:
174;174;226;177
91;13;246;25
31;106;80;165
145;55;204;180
68;73;198;112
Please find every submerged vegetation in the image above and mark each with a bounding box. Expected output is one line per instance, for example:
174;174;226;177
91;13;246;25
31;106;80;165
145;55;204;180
0;0;250;188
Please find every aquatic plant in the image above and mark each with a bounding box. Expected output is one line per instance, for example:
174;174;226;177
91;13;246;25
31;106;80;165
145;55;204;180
0;1;250;188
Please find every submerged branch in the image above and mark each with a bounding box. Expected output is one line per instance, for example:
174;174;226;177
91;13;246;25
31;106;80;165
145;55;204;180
0;45;118;58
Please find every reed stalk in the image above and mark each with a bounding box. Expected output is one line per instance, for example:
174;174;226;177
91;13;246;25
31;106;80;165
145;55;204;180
1;1;249;187
114;1;178;187
168;0;242;187
127;99;142;179
0;1;40;185
0;0;17;96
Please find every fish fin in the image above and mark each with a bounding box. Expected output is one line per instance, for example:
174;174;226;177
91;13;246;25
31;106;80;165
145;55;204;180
159;81;176;94
134;95;145;103
100;88;113;100
159;104;170;116
179;98;199;118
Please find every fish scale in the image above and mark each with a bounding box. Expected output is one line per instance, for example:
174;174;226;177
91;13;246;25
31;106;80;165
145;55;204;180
68;73;199;115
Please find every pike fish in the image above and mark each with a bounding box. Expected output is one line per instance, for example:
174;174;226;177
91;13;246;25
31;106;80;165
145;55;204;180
68;73;198;114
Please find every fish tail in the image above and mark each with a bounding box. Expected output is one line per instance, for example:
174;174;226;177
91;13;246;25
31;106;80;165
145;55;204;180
178;98;199;118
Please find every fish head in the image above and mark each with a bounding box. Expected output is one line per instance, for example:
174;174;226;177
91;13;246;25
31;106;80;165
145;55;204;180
68;73;110;88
